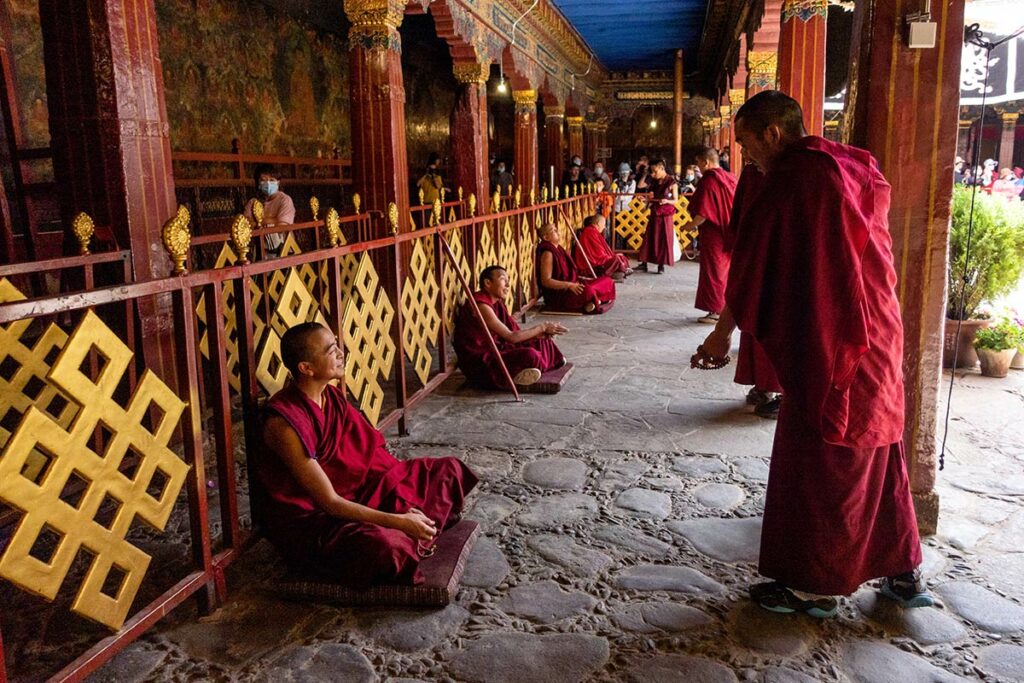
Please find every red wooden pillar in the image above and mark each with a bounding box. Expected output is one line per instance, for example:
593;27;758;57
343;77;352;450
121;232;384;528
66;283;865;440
345;0;410;235
567;116;584;161
39;0;176;277
513;89;538;198
584;121;599;168
747;0;782;97
847;0;967;534
998;112;1019;172
451;61;490;214
544;106;565;188
778;0;827;136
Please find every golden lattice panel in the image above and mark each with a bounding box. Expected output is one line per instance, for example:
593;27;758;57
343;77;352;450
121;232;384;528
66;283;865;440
499;218;518;311
400;238;441;386
255;269;330;397
519;216;536;303
614;196;697;252
341;253;396;425
673;195;697;251
475;222;498;286
442;228;471;335
0;310;189;630
266;235;322;337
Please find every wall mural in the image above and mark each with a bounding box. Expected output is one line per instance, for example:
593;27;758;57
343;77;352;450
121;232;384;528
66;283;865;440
5;0;48;148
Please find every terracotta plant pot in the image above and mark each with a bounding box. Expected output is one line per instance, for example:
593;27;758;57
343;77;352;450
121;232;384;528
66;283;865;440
943;318;991;369
1012;349;1024;370
976;347;1017;378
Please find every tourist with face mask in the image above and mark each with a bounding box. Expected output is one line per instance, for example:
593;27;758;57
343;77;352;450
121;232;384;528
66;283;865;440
680;165;699;193
491;160;515;197
245;163;295;259
613;162;637;213
592;162;611;189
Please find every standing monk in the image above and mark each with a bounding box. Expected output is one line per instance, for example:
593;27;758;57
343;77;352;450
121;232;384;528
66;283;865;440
537;222;616;313
728;164;784;419
694;91;930;616
574;214;632;281
259;323;478;586
636;159;677;274
454;265;567;388
685;148;738;323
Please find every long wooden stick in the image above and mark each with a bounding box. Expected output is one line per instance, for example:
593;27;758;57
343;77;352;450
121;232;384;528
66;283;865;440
437;232;522;401
557;207;597;279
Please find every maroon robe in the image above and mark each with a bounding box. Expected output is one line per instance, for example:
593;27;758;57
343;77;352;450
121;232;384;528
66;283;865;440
726;136;920;595
537;240;616;312
259;384;478;585
453;291;565;388
637;175;677;266
727;165;782;393
688;167;737;313
573;225;630;276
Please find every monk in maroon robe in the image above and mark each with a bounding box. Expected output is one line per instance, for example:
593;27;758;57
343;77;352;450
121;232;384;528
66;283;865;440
259;323;477;586
695;91;930;616
454;265;567;388
686;147;738;323
537;222;616;313
727;164;784;418
573;214;632;280
636;159;678;273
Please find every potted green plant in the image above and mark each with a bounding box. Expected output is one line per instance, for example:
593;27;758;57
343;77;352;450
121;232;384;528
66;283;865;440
945;187;1024;368
974;318;1024;377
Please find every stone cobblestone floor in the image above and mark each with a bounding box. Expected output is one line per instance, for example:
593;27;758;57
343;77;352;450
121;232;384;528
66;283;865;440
89;261;1024;682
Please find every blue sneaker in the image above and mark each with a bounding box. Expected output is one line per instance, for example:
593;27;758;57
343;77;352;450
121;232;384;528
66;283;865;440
880;571;934;608
750;581;838;619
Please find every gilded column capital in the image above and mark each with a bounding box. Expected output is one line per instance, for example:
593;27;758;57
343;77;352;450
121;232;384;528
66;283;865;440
345;0;404;50
1001;112;1020;125
747;50;778;89
566;116;584;129
719;104;731;119
729;88;746;107
513;90;537;115
781;0;828;22
545;106;566;118
453;61;490;85
958;119;973;128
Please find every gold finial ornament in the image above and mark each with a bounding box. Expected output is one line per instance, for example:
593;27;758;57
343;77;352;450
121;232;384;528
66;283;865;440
310;196;320;221
441;187;447;203
529;188;536;206
72;212;95;255
252;199;264;227
468;193;477;217
541;186;548;202
458;186;464;202
388;202;399;234
554;186;560;200
492;190;501;210
325;208;341;247
514;188;522;208
418;188;425;206
611;182;618;192
231;214;253;263
353;193;362;215
432;198;443;227
162;206;192;275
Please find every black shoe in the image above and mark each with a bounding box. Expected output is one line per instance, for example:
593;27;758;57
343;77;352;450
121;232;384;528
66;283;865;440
749;581;838;618
636;263;649;272
746;388;771;405
657;265;665;274
880;570;934;608
754;396;782;419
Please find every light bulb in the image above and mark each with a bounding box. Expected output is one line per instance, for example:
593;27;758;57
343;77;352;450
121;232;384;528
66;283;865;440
497;78;507;94
650;119;657;129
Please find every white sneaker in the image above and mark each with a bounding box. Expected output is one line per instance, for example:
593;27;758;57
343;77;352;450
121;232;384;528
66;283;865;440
513;368;542;386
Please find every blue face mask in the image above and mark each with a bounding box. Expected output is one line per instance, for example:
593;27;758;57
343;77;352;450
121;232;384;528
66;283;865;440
259;180;279;196
685;175;695;182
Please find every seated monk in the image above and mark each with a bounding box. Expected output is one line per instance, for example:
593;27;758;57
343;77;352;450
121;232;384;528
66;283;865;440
259;322;478;586
574;214;632;281
454;265;567;388
536;222;616;313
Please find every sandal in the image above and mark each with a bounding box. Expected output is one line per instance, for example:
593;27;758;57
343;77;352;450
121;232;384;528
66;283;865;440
750;581;838;619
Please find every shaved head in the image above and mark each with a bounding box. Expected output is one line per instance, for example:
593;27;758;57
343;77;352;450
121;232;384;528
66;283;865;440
281;322;329;376
695;147;719;164
734;90;806;139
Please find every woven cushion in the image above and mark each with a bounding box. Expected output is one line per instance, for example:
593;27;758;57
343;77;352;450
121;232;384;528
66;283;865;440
277;519;480;608
519;362;574;394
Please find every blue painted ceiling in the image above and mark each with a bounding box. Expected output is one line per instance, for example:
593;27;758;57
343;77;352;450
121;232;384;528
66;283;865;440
550;0;708;72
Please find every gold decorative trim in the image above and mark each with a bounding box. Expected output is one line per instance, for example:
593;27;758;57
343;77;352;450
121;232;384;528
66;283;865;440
71;213;95;255
326;208;342;247
453;61;490;84
729;88;746;106
162;206;191;275
310;196;320;221
615;91;673;101
230;215;253;264
545;106;566;118
352;193;362;215
387;203;399;234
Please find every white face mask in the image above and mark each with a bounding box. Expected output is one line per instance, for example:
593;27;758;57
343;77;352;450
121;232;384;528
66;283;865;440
259;180;279;196
497;166;506;173
594;167;604;175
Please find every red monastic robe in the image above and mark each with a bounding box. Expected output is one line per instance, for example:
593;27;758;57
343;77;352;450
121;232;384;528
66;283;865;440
453;291;565;388
537;241;616;312
573;225;630;276
638;175;677;266
689;167;737;313
726;136;920;595
727;165;782;393
259;384;478;585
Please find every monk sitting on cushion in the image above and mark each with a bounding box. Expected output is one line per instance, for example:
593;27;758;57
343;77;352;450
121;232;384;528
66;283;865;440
259;322;478;586
574;214;632;281
536;222;616;313
454;265;567;388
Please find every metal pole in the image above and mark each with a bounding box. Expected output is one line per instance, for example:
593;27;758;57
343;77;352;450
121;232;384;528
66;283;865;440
558;206;597;279
674;49;684;176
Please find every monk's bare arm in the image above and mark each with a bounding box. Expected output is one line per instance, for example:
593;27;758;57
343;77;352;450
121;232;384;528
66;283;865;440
263;416;436;540
539;251;584;294
478;303;564;342
684;215;707;230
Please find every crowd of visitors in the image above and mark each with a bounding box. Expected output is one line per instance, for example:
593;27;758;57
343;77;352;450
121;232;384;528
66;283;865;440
955;156;1024;201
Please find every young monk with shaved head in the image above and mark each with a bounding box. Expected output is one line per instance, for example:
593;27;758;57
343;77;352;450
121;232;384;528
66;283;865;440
537;222;616;313
694;90;931;616
685;147;738;324
258;323;477;585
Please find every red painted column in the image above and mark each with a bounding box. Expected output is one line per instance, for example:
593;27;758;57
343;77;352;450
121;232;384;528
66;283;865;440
345;0;410;235
544;106;565;188
451;62;490;214
584;122;599;168
778;0;827;136
39;0;176;277
567;116;584;161
847;0;967;534
513;89;539;198
998;113;1019;172
747;0;782;97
